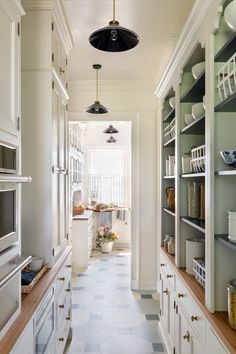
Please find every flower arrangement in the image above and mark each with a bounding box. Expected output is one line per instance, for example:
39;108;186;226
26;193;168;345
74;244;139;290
96;226;119;244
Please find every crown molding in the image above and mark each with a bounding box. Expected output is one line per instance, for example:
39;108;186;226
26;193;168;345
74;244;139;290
0;0;25;19
69;80;155;93
155;0;221;97
22;0;74;54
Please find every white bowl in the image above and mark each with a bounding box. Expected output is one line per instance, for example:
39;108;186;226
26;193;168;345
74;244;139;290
169;97;175;109
191;62;205;79
29;257;44;272
224;0;236;31
184;114;195;125
192;102;205;119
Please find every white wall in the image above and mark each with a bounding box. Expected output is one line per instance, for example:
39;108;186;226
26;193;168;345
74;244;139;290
68;80;159;290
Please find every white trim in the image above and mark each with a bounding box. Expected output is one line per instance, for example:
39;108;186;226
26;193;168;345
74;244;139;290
22;0;75;55
154;0;219;98
0;0;25;19
69;111;141;290
131;280;157;291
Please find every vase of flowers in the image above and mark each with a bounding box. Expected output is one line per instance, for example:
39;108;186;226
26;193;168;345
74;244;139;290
96;226;119;253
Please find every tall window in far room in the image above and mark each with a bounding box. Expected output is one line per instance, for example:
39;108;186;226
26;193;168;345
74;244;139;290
87;148;129;206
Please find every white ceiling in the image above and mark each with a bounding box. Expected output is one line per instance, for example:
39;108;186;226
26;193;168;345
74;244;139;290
65;0;195;87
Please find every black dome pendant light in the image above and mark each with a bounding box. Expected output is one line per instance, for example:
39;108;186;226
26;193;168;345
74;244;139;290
106;135;117;143
89;0;139;53
103;124;119;134
85;64;109;114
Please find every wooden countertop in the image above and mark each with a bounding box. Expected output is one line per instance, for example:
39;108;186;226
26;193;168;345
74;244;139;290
161;247;236;353
0;246;72;354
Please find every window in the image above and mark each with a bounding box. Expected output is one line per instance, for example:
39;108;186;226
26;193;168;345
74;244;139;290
87;148;129;206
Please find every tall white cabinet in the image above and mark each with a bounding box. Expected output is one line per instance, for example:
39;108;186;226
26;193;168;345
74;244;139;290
157;0;236;353
21;0;74;266
0;0;23;144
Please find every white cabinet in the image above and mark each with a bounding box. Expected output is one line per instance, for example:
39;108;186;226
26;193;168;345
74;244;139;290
0;0;24;143
21;0;74;266
72;211;94;271
54;253;72;354
159;249;229;354
11;319;33;354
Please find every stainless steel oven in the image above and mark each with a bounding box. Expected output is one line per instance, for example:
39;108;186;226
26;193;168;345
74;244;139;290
0;175;31;253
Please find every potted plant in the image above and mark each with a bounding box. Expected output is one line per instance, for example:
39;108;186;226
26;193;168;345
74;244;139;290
96;226;119;253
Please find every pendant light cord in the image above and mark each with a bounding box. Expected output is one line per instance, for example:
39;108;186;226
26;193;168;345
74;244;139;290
113;0;115;23
96;68;99;102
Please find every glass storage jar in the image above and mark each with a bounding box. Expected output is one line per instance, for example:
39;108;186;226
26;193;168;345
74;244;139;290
228;279;236;330
187;182;200;218
167;236;175;255
163;234;170;251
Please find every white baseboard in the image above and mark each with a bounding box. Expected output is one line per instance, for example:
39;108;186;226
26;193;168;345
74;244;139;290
131;279;157;291
113;243;130;249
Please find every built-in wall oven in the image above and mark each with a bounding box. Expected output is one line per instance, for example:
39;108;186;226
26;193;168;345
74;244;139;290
0;175;31;253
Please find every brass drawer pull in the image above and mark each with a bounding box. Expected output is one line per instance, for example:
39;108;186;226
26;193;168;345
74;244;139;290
65;288;70;292
59;304;64;309
191;315;198;322
59;277;65;281
183;331;190;342
66;316;71;320
59;67;65;75
167;274;172;279
59;337;64;342
163;288;168;294
66;265;71;268
160;263;165;267
178;293;184;298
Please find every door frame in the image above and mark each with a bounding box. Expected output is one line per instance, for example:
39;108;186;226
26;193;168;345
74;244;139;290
69;111;140;289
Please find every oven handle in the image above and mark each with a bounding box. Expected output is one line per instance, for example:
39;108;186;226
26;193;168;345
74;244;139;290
0;175;32;183
0;255;32;289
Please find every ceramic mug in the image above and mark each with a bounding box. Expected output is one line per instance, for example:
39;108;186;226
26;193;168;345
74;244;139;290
29;257;44;272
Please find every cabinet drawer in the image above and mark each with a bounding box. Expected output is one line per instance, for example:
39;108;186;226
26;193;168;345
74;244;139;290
176;277;206;343
160;261;175;290
206;324;228;354
55;256;71;295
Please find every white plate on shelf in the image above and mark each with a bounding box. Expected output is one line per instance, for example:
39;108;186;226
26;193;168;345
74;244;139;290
224;0;236;31
191;62;205;79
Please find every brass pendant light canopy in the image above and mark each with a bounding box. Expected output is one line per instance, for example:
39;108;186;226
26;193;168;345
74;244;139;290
85;64;109;114
103;125;119;134
106;135;117;143
89;0;139;53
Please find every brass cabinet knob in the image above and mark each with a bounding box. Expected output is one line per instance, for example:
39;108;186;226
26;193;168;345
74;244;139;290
59;67;65;75
191;315;198;322
167;274;172;279
163;288;168;294
160;263;165;267
65;288;70;292
66;265;71;268
59;277;65;281
59;304;64;309
66;317;71;320
178;293;184;298
59;337;64;342
183;331;190;342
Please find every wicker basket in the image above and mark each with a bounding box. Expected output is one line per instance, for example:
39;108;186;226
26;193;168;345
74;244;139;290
21;264;48;294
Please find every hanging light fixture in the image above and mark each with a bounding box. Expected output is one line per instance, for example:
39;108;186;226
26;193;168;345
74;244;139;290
89;0;139;52
103;124;119;134
106;135;117;143
85;64;109;114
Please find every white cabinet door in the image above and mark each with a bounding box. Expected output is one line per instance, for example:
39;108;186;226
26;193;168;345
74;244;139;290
11;320;33;354
52;83;68;257
0;4;20;139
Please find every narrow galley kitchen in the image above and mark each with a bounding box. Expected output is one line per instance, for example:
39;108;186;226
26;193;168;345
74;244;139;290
66;121;165;353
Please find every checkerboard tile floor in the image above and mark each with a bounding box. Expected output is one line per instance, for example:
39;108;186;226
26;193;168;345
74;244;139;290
64;249;167;354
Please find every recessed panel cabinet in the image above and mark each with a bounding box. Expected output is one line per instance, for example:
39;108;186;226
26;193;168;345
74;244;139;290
0;0;23;142
21;0;74;266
